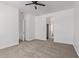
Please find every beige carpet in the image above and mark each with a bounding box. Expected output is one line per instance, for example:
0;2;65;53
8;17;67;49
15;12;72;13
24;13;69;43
0;39;78;58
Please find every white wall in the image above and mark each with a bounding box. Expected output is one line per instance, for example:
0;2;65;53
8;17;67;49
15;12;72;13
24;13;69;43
35;8;74;44
73;2;79;56
0;3;19;49
53;9;74;44
24;14;35;41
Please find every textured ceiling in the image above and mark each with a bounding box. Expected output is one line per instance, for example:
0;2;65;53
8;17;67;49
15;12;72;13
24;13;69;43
1;1;75;15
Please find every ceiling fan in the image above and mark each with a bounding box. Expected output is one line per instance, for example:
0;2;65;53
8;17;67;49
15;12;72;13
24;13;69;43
25;1;46;10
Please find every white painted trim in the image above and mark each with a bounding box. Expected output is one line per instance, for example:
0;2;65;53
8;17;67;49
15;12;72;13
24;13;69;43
34;36;47;40
25;38;47;41
73;40;79;56
0;41;19;49
34;38;47;41
54;39;73;45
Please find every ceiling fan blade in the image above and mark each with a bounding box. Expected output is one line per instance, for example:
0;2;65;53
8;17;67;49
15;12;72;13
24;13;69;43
36;3;45;6
25;3;33;5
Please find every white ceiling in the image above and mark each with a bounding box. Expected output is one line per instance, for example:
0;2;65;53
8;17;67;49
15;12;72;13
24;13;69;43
1;1;75;16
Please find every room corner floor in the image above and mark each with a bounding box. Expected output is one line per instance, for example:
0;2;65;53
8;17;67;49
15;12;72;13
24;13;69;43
0;39;78;58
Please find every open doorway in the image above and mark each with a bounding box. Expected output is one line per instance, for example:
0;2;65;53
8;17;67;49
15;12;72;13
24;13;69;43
46;16;54;41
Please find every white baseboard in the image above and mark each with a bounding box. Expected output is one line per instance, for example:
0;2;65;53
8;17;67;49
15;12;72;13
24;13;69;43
73;40;79;56
0;41;19;49
54;39;73;45
34;37;47;40
25;39;34;41
25;38;47;41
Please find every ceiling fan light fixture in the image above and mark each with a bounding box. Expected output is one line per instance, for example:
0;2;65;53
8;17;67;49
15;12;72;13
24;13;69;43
35;6;37;10
25;1;46;10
